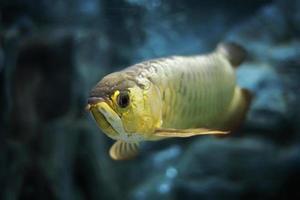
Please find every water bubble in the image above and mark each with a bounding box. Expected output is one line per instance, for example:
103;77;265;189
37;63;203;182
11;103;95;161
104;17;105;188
158;182;170;194
165;167;178;179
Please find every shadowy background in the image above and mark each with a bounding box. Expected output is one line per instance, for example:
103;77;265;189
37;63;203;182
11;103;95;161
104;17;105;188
1;0;300;199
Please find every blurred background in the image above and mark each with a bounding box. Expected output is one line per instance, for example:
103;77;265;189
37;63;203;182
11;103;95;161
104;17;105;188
1;0;300;199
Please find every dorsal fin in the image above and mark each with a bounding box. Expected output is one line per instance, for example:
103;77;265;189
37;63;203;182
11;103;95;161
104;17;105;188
217;42;247;67
109;140;139;160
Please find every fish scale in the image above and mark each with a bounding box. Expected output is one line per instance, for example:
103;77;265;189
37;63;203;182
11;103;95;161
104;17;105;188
146;53;236;129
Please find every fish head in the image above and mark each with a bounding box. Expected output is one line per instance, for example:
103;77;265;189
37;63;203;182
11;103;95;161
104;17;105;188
87;72;162;142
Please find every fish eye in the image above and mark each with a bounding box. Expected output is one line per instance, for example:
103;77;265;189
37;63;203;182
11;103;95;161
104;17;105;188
117;91;130;108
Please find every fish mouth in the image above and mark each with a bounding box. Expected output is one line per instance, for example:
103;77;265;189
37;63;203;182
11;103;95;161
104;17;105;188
87;97;104;105
87;98;124;140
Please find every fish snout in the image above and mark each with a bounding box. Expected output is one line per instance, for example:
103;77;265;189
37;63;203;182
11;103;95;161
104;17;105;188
86;97;104;112
88;97;104;105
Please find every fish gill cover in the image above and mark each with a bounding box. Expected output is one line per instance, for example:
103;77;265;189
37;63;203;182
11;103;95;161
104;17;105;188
0;0;300;200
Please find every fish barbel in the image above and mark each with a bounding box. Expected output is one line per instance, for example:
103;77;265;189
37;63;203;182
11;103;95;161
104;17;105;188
87;42;251;160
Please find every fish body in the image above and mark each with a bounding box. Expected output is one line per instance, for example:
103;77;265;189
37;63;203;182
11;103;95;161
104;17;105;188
88;42;251;160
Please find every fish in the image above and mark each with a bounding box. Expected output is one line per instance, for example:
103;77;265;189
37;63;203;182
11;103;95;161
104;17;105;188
87;42;252;160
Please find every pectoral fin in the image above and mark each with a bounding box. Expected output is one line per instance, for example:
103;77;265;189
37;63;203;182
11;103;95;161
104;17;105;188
109;140;139;160
154;128;229;138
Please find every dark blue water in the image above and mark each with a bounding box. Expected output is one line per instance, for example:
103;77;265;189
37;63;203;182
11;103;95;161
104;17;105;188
1;0;300;199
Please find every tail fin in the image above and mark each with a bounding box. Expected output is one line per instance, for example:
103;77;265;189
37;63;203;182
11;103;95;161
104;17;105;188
223;87;252;131
217;42;247;67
